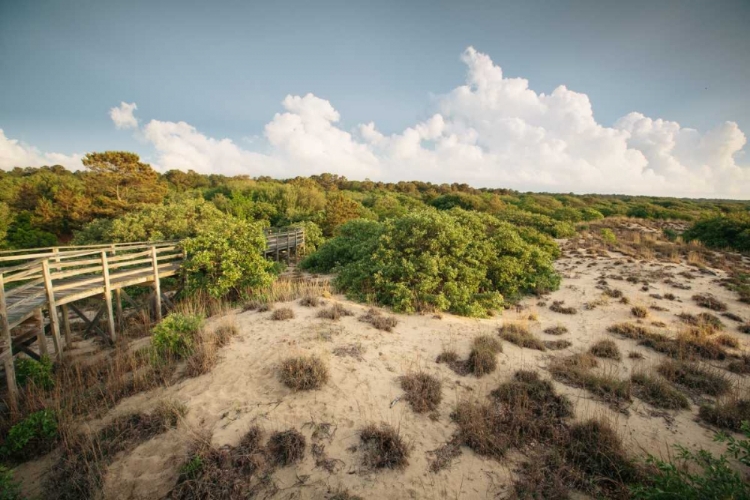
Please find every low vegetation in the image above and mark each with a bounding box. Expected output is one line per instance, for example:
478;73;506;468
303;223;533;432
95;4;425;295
359;308;398;331
317;303;353;320
278;355;329;390
270;307;295;320
550;300;577;314
631;372;690;410
589;339;622;360
498;323;545;350
699;396;750;432
692;293;728;312
151;313;204;359
657;360;732;397
543;325;568;335
359;423;410;469
549;354;631;406
399;372;442;413
267;429;306;465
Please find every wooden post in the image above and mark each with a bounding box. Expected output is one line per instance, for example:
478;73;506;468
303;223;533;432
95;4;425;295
34;308;49;357
114;289;123;333
0;273;18;412
100;251;117;342
151;246;162;322
41;259;63;360
60;305;72;348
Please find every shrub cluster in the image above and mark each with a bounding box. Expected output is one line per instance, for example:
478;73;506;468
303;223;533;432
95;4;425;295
301;209;560;317
151;313;204;359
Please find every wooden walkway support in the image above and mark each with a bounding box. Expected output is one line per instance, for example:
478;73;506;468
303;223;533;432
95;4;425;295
0;227;304;404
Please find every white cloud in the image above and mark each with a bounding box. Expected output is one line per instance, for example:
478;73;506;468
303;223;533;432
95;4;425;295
109;102;138;129
0;129;82;170
2;47;749;197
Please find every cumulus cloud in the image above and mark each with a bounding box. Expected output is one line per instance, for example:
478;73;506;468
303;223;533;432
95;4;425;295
2;47;748;197
109;102;139;129
0;129;82;170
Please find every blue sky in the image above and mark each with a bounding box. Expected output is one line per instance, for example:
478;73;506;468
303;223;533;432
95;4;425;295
1;0;749;197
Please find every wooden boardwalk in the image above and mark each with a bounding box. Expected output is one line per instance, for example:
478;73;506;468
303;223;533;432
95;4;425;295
0;227;304;410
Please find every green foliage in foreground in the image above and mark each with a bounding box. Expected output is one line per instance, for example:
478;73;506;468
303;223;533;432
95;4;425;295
683;214;750;252
0;410;58;462
0;466;23;500
632;421;750;499
182;217;275;298
14;356;54;390
151;313;204;359
302;209;560;317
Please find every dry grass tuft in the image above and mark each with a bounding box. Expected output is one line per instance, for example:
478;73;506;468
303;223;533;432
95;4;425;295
359;423;410;469
399;372;442;413
317;303;353;321
692;293;728;312
589;339;622;360
631;306;648;318
328;489;364;500
435;350;459;364
699;395;750;432
544;325;569;335
740;324;750;334
677;312;725;332
279;355;329;390
713;333;739;348
727;355;750;374
544;340;572;350
722;312;744;323
549;354;631;405
359;308;398;332
550;301;577;315
299;294;320;307
267;429;306;465
271;307;295;321
631;372;690;410
499;323;546;351
628;351;644;360
657;360;732;396
332;343;365;360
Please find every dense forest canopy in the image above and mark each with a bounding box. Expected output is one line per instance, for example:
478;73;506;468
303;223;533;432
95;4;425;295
1;152;749;251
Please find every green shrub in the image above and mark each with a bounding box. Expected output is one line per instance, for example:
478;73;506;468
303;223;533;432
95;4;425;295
302;209;559;317
151;313;204;359
1;410;58;462
14;356;54;390
600;228;617;244
0;466;23;500
683;214;750;252
632;421;750;499
182;217;275;298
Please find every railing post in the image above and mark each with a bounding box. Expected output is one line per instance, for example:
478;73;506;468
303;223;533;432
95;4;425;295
41;260;63;361
0;273;18;413
111;244;123;333
100;251;117;342
34;308;49;357
52;247;71;348
151;246;162;322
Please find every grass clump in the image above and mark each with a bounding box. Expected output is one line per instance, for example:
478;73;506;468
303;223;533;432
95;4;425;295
359;423;410;469
714;333;739;348
0;466;22;500
657;360;732;396
692;293;728;312
359;308;398;332
550;300;577;315
151;313;204;359
631;306;648;318
467;335;501;376
499;324;545;351
267;429;306;465
270;307;294;321
550;354;631;405
631;372;690;410
279;355;329;390
544;339;572;350
435;350;459;364
699;397;750;432
677;312;725;331
399;372;442;413
589;339;622;360
317;303;353;320
728;355;750;374
0;409;58;462
299;294;320;307
544;325;568;335
740;324;750;334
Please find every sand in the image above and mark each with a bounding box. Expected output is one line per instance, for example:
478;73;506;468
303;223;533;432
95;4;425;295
13;235;750;499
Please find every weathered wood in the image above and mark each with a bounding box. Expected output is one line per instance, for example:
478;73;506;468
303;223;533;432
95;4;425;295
83;304;107;338
0;273;18;412
61;305;72;347
151;246;162;321
101;251;117;342
41;260;63;360
114;289;123;333
34;308;49;357
69;303;106;338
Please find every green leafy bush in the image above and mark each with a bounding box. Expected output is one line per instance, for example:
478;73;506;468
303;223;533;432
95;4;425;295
1;410;58;462
302;209;559;317
0;466;23;500
14;356;54;390
683;214;750;252
151;313;204;359
600;228;617;244
632;421;750;499
182;217;275;298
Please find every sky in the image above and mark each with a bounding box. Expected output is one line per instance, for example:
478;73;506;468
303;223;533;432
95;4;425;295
1;0;749;198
